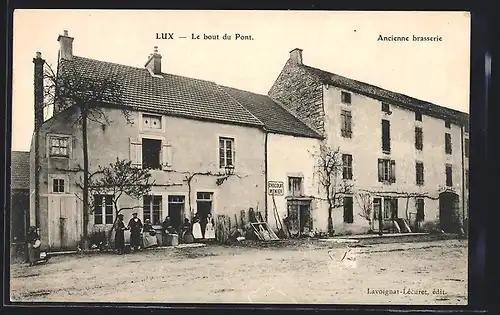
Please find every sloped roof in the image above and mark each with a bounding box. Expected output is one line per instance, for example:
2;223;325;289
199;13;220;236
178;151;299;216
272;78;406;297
222;86;322;139
11;151;30;190
58;56;264;128
301;64;469;123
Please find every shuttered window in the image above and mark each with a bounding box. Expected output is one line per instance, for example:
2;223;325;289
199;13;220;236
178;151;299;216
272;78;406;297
130;137;172;170
378;159;396;183
415;127;423;150
445;133;452;154
341;110;352;138
382;120;391;152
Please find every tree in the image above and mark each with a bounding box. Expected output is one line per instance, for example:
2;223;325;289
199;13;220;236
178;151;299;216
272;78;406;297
312;143;353;236
42;61;132;243
80;158;155;244
355;192;374;230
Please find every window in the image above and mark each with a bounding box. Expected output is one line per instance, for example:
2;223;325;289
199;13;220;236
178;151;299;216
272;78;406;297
415;127;423;150
342;154;353;180
464;123;469;133
464;138;469;158
341;110;352;138
52;178;65;193
142;138;162;169
143;114;162;129
343;196;353;223
445;120;451;128
383;198;398;219
373;198;382;220
50;136;69;157
465;169;469;189
416;198;425;221
415;111;422;121
341;91;351;104
381;102;390;113
197;192;213;201
143;195;162;225
416;162;424;185
288;177;303;197
94;195;113;224
219;137;235;168
445;133;452;154
446;164;453;186
381;119;391;152
382;102;391;114
378;159;396;183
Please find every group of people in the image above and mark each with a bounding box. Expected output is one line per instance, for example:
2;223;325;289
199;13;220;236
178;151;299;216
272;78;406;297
113;212;157;255
113;212;216;254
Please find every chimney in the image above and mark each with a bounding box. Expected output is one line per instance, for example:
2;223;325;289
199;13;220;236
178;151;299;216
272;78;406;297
57;30;74;61
289;48;303;65
145;46;162;75
33;52;45;130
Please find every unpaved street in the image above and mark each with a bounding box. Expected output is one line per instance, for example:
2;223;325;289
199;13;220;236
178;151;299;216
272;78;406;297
10;238;467;305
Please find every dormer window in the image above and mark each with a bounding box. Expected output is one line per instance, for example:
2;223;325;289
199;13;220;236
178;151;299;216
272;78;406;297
143;114;162;129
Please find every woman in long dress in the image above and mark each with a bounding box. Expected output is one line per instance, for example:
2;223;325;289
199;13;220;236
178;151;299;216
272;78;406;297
192;215;203;239
26;226;40;266
204;213;215;240
142;219;158;248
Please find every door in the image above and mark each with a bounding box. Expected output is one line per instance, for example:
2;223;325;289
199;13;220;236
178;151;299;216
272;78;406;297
168;196;185;232
299;203;312;233
48;195;81;249
439;192;460;232
196;192;213;238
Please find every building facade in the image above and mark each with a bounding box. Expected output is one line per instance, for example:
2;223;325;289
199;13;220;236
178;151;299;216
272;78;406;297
269;48;469;235
30;32;323;250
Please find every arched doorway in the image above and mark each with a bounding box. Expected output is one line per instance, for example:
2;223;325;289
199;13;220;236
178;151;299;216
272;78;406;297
438;191;460;232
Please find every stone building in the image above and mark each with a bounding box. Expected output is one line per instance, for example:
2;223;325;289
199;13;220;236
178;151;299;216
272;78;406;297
268;48;469;234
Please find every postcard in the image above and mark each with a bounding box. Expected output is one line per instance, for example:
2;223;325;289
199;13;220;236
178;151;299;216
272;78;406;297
10;10;470;305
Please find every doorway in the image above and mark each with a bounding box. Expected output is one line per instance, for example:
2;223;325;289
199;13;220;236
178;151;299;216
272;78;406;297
286;199;312;236
439;192;460;232
168;195;185;232
196;192;213;238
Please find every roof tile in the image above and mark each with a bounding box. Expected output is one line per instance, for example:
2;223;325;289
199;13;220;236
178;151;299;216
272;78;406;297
222;86;322;139
60;57;264;127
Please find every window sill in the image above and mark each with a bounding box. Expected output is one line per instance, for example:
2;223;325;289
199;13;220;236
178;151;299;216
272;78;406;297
382;150;391;155
49;155;70;159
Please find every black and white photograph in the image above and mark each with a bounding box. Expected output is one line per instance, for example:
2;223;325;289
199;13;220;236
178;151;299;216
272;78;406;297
9;10;470;305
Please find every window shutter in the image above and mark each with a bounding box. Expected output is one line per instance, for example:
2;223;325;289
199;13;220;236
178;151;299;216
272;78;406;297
377;159;383;182
129;137;142;168
390;160;396;183
162;139;173;170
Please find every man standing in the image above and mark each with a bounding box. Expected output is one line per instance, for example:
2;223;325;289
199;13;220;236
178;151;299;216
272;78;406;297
114;214;127;255
128;213;143;252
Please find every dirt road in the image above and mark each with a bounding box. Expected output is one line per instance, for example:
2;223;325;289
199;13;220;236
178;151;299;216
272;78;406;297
10;238;467;305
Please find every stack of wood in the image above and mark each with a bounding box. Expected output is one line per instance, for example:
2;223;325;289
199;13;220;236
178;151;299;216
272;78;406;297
215;214;231;244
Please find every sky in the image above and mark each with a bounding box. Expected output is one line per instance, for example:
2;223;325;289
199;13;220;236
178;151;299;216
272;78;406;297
12;10;471;151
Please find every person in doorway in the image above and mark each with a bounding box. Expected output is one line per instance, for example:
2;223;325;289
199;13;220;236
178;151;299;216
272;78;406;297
192;215;203;239
204;213;215;240
142;219;158;248
114;214;127;254
26;226;41;266
128;213;143;252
